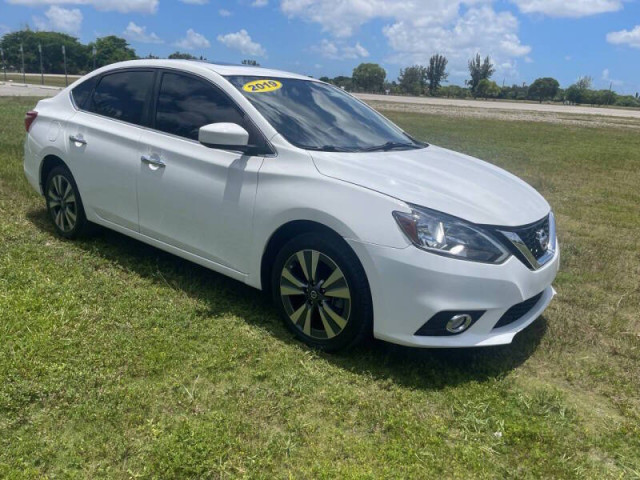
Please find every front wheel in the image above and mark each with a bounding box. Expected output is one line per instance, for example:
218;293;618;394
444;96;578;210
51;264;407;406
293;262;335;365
272;233;372;352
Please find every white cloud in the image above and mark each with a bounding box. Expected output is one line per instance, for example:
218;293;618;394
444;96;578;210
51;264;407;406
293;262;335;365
606;25;640;48
217;29;266;56
219;9;232;16
179;0;208;4
281;0;394;38
175;29;211;50
8;0;157;14
33;5;83;34
312;39;369;59
281;1;530;79
123;21;163;44
252;0;268;6
511;0;622;17
0;25;11;35
383;6;530;79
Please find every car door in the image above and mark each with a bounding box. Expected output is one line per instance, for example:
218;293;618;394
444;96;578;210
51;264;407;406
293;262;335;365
137;70;269;273
65;69;155;231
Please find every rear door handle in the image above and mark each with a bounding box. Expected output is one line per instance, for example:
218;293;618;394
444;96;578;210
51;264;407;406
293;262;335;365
69;134;87;146
141;154;166;168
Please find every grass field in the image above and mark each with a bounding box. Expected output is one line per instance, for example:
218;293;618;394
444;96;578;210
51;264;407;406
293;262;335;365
1;73;80;88
1;96;639;478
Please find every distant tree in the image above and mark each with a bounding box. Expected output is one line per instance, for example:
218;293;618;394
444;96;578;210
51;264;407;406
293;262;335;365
590;89;617;106
576;76;593;90
352;63;386;92
88;36;137;68
439;85;470;99
144;53;160;59
168;51;197;60
615;95;640;107
528;77;560;103
467;54;495;96
564;76;594;105
331;75;353;90
476;79;500;99
319;76;330;83
386;80;400;95
501;83;528;100
425;54;448;96
398;65;426;95
553;88;565;102
242;59;259;66
565;84;583;104
0;30;88;74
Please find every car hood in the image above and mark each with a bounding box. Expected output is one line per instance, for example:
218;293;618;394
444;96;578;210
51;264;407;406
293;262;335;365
310;145;550;227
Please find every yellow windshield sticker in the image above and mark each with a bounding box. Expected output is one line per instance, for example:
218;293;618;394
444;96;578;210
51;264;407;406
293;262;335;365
243;79;282;93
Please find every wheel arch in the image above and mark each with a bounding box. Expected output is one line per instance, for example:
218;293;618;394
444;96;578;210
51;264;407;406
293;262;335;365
39;154;69;192
260;219;364;296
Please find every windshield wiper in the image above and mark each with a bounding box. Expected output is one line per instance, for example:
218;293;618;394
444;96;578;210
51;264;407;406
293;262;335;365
300;145;357;152
361;141;423;152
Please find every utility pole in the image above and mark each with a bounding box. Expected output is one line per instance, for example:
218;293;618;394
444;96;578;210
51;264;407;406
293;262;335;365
20;43;25;83
0;47;6;82
92;45;97;70
607;82;613;106
38;43;44;85
62;45;68;86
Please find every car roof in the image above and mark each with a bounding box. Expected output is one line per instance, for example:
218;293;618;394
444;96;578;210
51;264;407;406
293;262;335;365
99;59;317;81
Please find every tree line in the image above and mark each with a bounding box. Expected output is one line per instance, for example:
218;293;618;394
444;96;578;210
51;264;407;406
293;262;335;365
321;53;640;108
0;29;219;75
2;29;638;108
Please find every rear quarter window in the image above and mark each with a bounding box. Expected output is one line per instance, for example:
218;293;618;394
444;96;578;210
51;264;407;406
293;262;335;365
71;76;97;110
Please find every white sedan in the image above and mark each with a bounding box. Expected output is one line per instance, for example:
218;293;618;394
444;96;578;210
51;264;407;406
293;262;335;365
23;59;559;351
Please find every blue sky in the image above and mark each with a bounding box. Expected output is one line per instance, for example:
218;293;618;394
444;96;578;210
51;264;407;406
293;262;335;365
1;0;639;93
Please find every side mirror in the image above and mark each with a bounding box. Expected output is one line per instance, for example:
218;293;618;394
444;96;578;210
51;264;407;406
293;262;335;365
198;123;249;150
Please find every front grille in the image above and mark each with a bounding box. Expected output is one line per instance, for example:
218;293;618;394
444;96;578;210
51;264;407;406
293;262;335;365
493;292;544;329
512;216;550;261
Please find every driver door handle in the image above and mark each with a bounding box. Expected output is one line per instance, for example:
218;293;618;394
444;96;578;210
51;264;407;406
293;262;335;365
141;154;166;168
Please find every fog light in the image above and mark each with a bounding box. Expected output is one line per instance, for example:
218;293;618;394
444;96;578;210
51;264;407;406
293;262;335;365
446;314;472;333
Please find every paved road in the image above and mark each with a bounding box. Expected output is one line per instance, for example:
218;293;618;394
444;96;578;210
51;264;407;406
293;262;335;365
356;93;640;120
0;82;62;97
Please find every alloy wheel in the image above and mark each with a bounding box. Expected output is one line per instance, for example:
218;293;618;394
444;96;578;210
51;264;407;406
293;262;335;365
279;249;352;340
47;174;77;233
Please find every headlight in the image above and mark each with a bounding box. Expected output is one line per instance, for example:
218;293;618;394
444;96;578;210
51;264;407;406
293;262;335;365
393;205;510;264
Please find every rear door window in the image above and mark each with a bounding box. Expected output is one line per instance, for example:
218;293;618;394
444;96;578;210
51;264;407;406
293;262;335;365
89;70;154;125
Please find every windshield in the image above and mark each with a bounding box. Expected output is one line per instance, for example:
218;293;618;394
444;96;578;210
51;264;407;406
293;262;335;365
226;76;426;152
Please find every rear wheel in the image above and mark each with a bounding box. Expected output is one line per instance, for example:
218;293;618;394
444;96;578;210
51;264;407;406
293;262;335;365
272;233;372;351
45;165;93;239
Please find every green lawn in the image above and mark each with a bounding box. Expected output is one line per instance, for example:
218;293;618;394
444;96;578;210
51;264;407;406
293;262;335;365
1;96;639;478
1;73;79;88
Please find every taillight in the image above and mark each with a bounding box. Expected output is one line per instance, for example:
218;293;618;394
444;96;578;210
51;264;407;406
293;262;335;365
25;111;38;132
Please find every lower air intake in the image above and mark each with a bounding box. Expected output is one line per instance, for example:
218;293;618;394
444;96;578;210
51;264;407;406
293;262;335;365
493;292;544;329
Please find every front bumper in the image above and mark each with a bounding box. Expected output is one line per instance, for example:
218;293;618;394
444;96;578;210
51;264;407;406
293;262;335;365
347;238;559;348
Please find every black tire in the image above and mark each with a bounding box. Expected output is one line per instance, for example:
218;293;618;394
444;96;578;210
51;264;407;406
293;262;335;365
271;232;373;352
44;165;94;239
